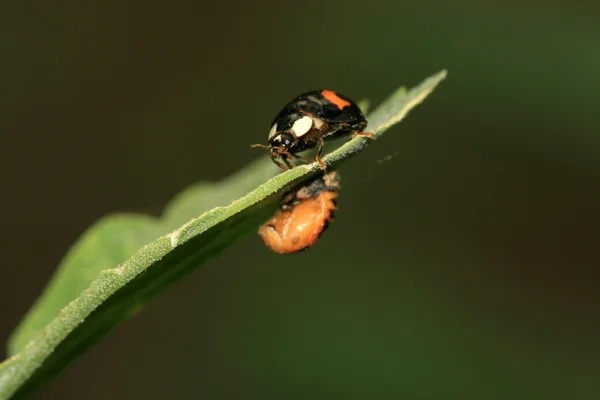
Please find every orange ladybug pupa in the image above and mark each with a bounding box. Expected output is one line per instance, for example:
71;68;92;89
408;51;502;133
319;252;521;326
258;171;340;254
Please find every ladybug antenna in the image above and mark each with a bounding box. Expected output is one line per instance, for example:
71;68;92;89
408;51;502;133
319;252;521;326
250;143;271;149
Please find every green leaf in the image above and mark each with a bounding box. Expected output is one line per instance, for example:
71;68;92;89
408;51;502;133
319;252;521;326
0;70;447;400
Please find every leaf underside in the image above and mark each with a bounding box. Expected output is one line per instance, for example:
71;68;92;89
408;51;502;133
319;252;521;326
0;70;447;400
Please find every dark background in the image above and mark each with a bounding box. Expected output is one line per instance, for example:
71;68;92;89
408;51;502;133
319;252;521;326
1;1;599;399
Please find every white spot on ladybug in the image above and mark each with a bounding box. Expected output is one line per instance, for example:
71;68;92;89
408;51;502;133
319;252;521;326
313;117;324;129
291;116;312;137
268;123;278;139
272;134;282;142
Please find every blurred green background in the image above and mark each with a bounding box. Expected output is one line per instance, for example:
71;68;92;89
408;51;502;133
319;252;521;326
1;1;599;399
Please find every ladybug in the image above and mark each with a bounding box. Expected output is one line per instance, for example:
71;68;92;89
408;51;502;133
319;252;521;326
252;90;375;171
258;171;341;254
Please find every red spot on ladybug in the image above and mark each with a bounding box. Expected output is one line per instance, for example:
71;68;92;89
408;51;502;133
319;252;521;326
321;89;351;110
258;171;340;254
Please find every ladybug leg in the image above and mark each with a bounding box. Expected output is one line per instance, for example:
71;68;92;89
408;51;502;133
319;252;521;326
283;158;296;169
308;137;327;172
282;145;324;170
272;158;289;171
253;143;288;170
281;152;298;170
352;131;376;140
289;153;312;165
283;150;320;170
314;142;327;171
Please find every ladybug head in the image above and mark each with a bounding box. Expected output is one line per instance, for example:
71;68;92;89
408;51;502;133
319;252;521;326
258;131;296;158
268;132;296;153
251;131;297;162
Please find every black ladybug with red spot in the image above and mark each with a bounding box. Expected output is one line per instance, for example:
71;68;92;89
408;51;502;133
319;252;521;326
252;90;375;171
